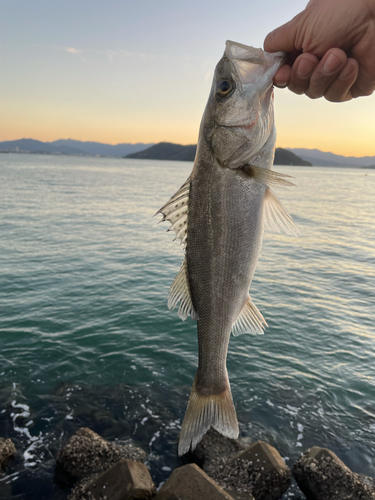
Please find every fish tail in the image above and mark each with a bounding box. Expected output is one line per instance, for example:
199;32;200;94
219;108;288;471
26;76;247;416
178;377;239;456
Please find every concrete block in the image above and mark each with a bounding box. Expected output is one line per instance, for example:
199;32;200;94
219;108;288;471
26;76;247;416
0;438;16;468
293;447;375;500
156;463;235;500
84;459;156;500
184;428;245;470
207;440;291;500
55;427;146;486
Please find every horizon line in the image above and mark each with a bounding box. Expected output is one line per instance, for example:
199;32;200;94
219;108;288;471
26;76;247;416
0;137;374;159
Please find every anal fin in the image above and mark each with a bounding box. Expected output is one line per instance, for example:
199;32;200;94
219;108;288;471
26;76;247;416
232;296;267;336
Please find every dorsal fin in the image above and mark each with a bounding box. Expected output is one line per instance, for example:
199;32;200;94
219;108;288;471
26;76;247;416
156;176;190;246
232;296;267;336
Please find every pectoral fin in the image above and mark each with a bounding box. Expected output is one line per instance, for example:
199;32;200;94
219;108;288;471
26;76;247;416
241;164;295;187
240;165;300;236
232;296;267;336
168;257;198;321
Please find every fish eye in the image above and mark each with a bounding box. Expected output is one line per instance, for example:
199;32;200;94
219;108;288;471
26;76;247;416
217;79;235;98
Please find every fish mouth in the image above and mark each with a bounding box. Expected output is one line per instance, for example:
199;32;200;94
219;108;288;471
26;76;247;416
225;40;286;89
225;40;286;67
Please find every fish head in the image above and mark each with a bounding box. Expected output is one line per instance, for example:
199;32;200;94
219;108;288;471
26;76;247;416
201;41;285;168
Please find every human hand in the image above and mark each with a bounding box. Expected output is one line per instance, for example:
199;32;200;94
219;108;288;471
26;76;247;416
264;0;375;102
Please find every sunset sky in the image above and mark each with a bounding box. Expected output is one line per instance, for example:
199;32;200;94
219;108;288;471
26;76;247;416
1;0;374;157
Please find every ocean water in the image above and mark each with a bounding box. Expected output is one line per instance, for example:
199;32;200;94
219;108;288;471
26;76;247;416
0;153;374;499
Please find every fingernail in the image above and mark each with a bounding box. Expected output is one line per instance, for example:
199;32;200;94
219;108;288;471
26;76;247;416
323;53;341;74
296;59;315;78
338;62;355;80
274;81;288;88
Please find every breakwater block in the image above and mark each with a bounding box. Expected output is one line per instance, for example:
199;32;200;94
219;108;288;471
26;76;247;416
156;463;238;500
80;459;156;500
55;427;146;486
0;438;16;468
206;440;291;500
293;446;375;500
184;428;245;470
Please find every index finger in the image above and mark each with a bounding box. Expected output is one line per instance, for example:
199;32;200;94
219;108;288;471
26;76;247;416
264;19;299;53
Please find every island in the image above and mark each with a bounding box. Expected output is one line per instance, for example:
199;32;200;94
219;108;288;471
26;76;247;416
125;142;312;166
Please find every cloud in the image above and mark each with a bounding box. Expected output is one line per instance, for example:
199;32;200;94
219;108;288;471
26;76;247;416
66;47;82;55
55;45;166;62
97;49;166;62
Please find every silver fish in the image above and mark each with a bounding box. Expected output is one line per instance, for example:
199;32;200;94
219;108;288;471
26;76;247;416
157;41;299;456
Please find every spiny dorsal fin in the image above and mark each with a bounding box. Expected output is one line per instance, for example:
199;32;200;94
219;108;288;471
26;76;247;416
264;187;300;237
232;296;267;336
168;257;198;321
156;176;190;246
242;164;295;187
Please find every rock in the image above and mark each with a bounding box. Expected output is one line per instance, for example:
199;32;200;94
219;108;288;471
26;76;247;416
156;463;236;500
55;427;146;486
293;447;375;500
0;438;16;468
224;492;255;500
0;478;13;500
207;440;291;500
184;428;245;470
69;459;156;500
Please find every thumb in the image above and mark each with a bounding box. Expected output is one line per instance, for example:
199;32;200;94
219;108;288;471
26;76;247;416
264;18;301;54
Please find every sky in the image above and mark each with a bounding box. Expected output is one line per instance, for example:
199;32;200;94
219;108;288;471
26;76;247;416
1;0;374;157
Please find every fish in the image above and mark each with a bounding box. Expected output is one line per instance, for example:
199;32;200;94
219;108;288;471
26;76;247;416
157;40;299;456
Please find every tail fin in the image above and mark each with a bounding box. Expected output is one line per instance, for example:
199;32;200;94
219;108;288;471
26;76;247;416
178;378;239;456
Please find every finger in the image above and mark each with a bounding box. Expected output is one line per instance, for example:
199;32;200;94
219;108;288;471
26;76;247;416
264;17;301;53
351;86;375;98
305;48;347;99
350;67;375;98
288;53;320;95
273;65;292;88
350;39;375;98
324;59;359;102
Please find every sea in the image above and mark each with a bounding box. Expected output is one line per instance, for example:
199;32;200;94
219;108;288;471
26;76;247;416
0;153;374;499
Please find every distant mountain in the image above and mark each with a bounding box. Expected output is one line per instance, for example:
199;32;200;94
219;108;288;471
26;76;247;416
0;139;153;157
126;142;311;166
51;139;154;157
288;148;375;167
274;148;311;166
2;139;372;167
0;139;88;155
126;142;197;161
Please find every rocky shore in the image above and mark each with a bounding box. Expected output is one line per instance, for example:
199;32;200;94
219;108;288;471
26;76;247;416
1;428;374;499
